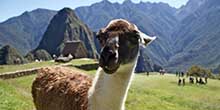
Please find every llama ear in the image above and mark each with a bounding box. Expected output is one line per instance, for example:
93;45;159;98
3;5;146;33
96;28;105;38
139;31;156;46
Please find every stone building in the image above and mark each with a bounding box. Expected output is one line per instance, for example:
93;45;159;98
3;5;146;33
62;41;88;58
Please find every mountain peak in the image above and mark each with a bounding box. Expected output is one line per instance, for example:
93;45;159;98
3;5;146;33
2;45;13;50
123;0;133;4
57;7;79;20
176;0;207;20
31;8;56;13
59;7;72;13
58;7;74;15
139;1;145;4
101;0;111;4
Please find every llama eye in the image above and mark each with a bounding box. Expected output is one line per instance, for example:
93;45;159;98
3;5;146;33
100;40;105;46
98;37;107;46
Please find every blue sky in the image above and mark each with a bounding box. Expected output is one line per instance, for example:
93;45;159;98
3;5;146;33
0;0;189;22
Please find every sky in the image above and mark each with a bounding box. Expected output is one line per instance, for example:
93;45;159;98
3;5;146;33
0;0;189;22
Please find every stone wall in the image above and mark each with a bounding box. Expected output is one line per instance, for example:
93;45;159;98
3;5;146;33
74;63;98;71
0;68;40;79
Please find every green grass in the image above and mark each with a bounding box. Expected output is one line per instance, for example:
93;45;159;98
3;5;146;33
0;75;36;110
0;62;220;110
126;74;220;110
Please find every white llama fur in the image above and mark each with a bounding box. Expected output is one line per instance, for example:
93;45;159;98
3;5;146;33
88;57;138;110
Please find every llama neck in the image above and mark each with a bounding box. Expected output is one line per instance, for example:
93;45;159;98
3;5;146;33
88;59;137;110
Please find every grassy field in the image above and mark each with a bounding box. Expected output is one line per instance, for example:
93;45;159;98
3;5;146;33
0;75;36;110
0;60;220;110
126;74;220;110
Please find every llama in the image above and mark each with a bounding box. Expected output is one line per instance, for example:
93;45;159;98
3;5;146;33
32;19;156;110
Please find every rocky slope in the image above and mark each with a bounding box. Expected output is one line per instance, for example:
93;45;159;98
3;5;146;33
167;0;220;72
0;9;56;54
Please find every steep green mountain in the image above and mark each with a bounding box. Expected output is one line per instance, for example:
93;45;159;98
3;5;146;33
75;0;179;66
0;45;27;65
36;8;97;58
0;9;56;54
167;0;220;72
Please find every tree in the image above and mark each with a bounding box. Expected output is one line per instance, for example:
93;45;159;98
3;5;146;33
188;65;201;77
187;65;213;78
25;52;34;62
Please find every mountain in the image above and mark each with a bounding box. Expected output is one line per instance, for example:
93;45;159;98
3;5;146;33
167;0;220;72
0;9;56;54
75;0;179;66
175;0;207;21
135;48;154;72
0;45;27;65
36;8;97;58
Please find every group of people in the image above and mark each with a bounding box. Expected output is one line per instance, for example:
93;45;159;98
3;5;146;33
189;76;208;84
144;70;209;86
159;69;166;75
176;72;186;86
176;71;208;86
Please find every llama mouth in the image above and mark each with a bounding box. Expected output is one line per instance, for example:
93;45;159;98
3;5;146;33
102;65;119;74
99;58;120;74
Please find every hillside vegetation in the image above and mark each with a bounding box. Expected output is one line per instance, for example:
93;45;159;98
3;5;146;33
0;45;27;65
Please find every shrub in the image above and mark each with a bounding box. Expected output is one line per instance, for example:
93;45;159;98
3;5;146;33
0;45;27;65
34;49;52;61
25;52;35;62
187;65;214;78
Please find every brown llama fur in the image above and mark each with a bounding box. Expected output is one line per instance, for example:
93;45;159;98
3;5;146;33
32;67;92;110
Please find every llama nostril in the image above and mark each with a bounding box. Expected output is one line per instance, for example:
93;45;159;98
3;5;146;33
101;45;118;64
111;53;117;59
108;50;114;54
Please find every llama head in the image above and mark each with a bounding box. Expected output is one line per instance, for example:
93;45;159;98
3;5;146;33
97;19;156;74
